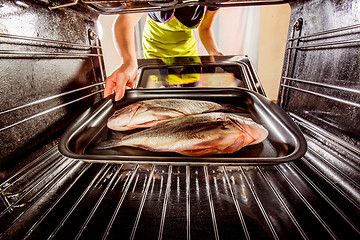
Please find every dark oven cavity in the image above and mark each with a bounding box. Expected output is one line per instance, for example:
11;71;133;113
0;0;359;239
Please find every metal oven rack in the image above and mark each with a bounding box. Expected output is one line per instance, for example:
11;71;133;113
0;122;359;239
278;19;360;163
0;33;105;131
0;21;106;168
279;22;360;110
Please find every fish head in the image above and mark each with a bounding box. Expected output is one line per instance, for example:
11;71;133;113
107;102;187;131
229;114;269;145
107;102;142;131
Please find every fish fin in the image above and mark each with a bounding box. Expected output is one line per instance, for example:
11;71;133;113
127;104;142;124
150;106;187;116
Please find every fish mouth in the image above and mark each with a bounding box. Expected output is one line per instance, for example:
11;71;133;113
232;117;268;145
108;104;141;128
229;117;258;144
126;104;142;125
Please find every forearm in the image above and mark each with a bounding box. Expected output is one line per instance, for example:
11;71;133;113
198;10;223;56
198;28;222;55
113;13;144;64
104;13;143;100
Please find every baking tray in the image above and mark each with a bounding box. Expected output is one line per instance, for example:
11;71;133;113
59;88;307;165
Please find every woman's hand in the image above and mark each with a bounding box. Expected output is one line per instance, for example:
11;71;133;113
104;13;144;101
104;61;138;101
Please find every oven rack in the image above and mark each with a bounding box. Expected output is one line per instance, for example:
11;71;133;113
281;77;360;108
0;32;105;132
279;23;360;109
278;20;360;154
0;87;103;133
0;32;104;59
0;131;359;239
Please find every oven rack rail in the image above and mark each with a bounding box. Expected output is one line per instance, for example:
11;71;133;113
0;32;105;133
0;86;103;132
48;0;295;14
279;23;360;109
0;32;103;58
0;122;359;240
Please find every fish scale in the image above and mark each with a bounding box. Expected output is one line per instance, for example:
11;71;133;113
107;98;225;131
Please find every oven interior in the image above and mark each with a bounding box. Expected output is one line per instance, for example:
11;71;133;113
0;0;359;239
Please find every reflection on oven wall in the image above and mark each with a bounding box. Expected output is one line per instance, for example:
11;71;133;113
98;4;291;101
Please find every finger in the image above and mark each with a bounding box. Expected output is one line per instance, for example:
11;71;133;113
104;74;116;98
114;86;125;101
117;75;137;100
126;76;137;89
127;71;138;89
114;73;129;101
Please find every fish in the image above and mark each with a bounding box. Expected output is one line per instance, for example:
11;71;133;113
98;112;268;156
107;98;225;131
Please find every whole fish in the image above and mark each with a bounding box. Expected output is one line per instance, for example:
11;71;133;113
107;98;225;131
99;112;268;156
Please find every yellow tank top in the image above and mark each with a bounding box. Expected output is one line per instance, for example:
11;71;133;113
142;14;202;86
142;15;199;59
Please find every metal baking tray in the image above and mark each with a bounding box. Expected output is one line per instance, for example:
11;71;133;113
59;88;307;165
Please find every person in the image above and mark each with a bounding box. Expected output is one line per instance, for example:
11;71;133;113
103;5;223;101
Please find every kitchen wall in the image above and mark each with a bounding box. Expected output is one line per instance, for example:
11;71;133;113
257;4;291;101
98;4;290;101
194;6;261;67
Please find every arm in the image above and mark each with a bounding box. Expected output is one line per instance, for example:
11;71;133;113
198;9;223;56
104;13;144;101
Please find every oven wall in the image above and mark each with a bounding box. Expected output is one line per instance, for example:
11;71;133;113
279;0;360;148
0;1;103;171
